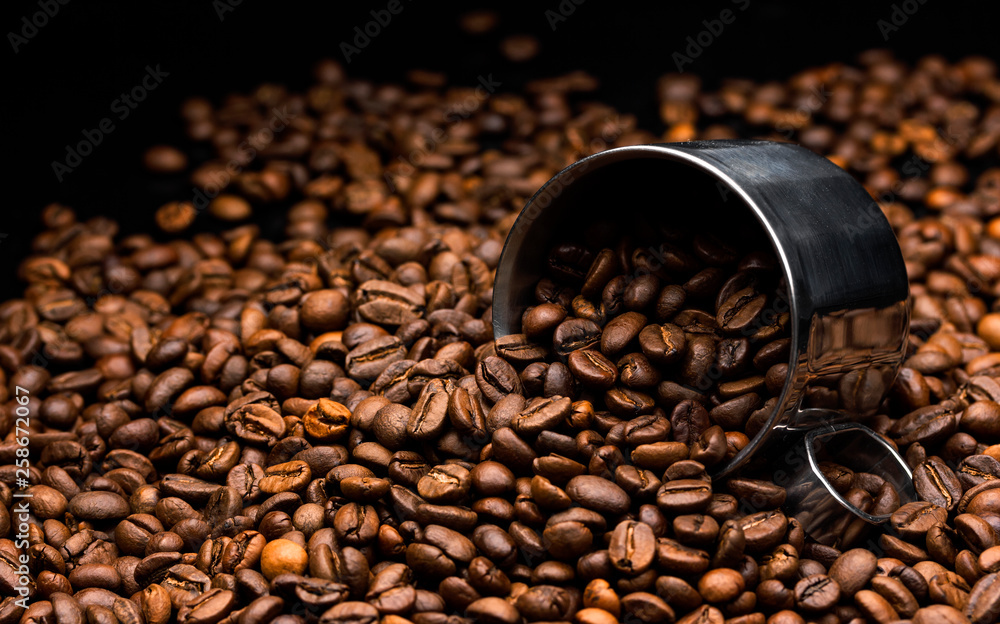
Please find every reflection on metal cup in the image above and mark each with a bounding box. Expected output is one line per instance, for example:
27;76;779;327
773;418;916;547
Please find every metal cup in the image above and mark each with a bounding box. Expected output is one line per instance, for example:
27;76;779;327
491;139;915;545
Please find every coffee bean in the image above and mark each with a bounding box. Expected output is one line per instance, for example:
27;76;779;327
956;513;1000;553
794;574;840;611
513;396;572;435
891;501;950;539
552;318;602;357
567;349;618;389
737;510;787;554
656;538;711;576
656;479;713;514
345;336;407;383
958;455;1000;491
476;356;522;403
914;456;963;510
68;491;130;521
607;520;655;575
176;588;236;624
565;475;630;515
225;403;286;447
495;333;548;365
417;465;471;504
856;588;901;623
303;399;351;443
698;568;745;603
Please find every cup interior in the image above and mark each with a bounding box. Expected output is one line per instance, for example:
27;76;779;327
494;152;784;337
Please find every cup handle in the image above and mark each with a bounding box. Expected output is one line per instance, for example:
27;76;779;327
770;417;916;547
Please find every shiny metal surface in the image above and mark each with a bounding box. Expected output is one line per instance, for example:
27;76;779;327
774;420;916;547
492;140;913;530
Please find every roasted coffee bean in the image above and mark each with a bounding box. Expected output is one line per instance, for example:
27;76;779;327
657;479;713;514
303;399;351;443
794;574;840;611
656;538;711;576
601;312;647;355
417;465;471;504
958;455;1000;491
475;356;522;402
568;349;618;389
891;501;950;539
553;318;602;357
68;491;130;521
698;568;746;603
565;475;630;515
737;510;787;554
639;323;687;365
225;403;285;447
914;456;963;510
513;396;572;435
608;520;656;575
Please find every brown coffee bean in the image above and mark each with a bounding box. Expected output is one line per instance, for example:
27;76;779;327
699;568;745;603
794;574;840;611
553;318;602;357
565;475;630;515
956;513;1000;553
962;401;1000;437
601;312;647;355
225;403;286;447
856;588;901;622
68;491;129;521
476;356;522;402
608;520;656;575
303;399;351;443
513;396;572;435
891;501;949;539
465;597;520;624
827;548;876;598
567;349;618;389
914;456;963;510
417;465;471;504
656;538;710;576
656;479;713;514
959;455;1000;491
638;323;687;365
176;588;236;624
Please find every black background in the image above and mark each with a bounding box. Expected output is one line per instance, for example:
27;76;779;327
4;0;1000;300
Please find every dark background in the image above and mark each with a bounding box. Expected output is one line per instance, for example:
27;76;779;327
4;0;999;300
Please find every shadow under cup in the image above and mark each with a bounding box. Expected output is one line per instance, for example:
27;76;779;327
492;140;915;546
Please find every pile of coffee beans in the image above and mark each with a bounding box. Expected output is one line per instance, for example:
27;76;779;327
5;50;1000;624
518;222;790;449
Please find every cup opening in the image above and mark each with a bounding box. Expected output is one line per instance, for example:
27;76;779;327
494;145;801;476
